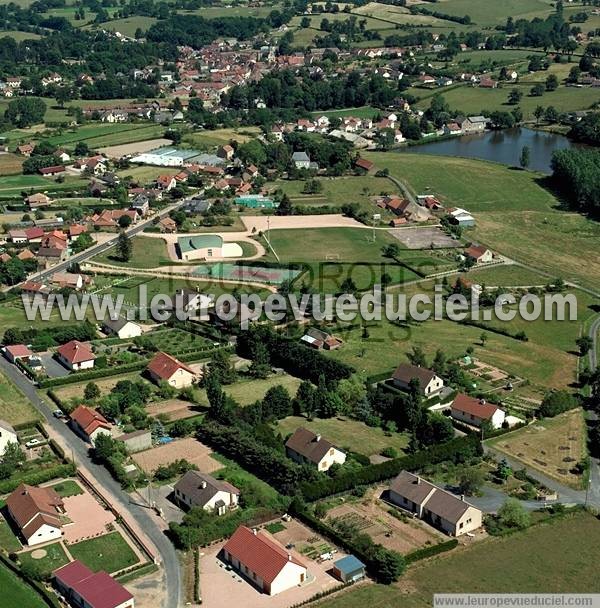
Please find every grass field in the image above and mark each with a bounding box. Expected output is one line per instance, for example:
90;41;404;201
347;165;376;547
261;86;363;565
19;542;69;577
309;106;381;119
43;123;165;148
0;562;46;608
183;127;261;150
487;408;587;488
366;152;600;291
94;16;158;36
0;30;41;41
53;371;148;402
195;372;302;407
0;153;24;176
277;415;409;457
435;0;554;26
93;236;170;268
0;520;21;552
0;371;40;426
414;83;600;120
320;511;600;608
462;264;550;287
352;2;454;27
68;531;139;574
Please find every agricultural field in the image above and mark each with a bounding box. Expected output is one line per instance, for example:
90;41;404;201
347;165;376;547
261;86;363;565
414;83;600;120
487;408;587;489
434;0;555;27
183;127;261;149
0;30;41;41
309;106;381;120
43;123;165;148
68;531;139;573
366;152;600;291
0;153;24;176
94;16;158;36
352;2;456;27
0;371;40;426
0;562;46;608
0;174;86;197
277;415;409;457
321;512;600;607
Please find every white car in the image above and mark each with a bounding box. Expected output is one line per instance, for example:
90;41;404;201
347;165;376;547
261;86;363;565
25;438;42;448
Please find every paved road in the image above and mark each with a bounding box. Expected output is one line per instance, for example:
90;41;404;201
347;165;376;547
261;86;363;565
0;357;182;608
26;201;185;285
588;314;600;372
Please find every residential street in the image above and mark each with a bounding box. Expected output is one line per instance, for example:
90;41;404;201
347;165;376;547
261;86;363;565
0;356;182;608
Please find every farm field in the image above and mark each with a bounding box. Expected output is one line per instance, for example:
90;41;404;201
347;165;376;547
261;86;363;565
414;83;600;120
43;123;165;148
461;264;550;287
352;2;456;27
309;106;381;119
487;408;587;489
0;562;46;608
0;371;40;426
0;174;87;196
133;437;221;474
0;153;24;175
0;30;41;41
320;511;600;608
94;16;158;36
68;531;139;573
277;415;410;457
434;0;554;26
183;127;261;149
367;153;600;290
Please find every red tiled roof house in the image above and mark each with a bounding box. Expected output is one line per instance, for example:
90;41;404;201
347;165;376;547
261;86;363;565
53;560;134;608
56;340;96;371
70;405;112;444
6;484;65;546
222;526;308;595
146;351;197;389
451;394;506;429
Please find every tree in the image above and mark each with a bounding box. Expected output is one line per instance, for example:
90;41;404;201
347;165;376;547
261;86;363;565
276;193;293;216
118;215;132;229
115;231;132;262
519;145;530;170
507;88;523;105
497;498;530;529
530;83;545;97
55;87;73;108
4;97;46;128
458;466;486;496
539;390;578;417
84;382;101;400
545;74;559;91
576;336;593;357
480;332;488;347
544;106;559;124
533;105;545;124
407;346;427;367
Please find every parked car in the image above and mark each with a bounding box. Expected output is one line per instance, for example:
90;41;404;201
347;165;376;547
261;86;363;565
25;438;42;448
53;409;65;419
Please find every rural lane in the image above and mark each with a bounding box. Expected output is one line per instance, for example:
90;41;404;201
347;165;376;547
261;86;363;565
0;357;183;608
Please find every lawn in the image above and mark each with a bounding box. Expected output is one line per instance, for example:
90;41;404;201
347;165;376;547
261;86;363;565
0;520;21;552
320;511;600;608
277;415;409;457
48;480;84;498
92;236;171;268
68;531;139;574
195;372;302;406
19;542;69;577
487;408;587;488
0;562;46;608
0;371;40;426
366;152;600;291
53;371;148;402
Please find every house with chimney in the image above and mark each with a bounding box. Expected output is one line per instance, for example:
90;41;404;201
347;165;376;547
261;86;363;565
102;317;142;340
451;394;506;429
392;363;444;397
6;484;65;546
222;526;308;595
56;340;96;371
465;244;493;264
173;470;240;514
70;405;112;444
285;427;346;472
389;471;482;536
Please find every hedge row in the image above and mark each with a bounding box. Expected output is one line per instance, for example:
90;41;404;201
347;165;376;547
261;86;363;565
366;370;394;384
300;435;482;501
0;463;76;494
405;538;459;564
458;319;528;342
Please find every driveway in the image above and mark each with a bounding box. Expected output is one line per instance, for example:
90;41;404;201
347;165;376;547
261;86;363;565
38;353;70;378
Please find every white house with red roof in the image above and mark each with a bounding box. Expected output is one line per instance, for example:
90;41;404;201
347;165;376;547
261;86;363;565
6;483;65;546
222;526;308;595
53;560;134;608
465;245;493;264
70;405;112;444
146;351;197;388
451;394;506;429
3;344;34;364
56;340;96;371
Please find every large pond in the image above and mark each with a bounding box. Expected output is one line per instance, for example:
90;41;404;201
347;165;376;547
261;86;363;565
400;127;585;173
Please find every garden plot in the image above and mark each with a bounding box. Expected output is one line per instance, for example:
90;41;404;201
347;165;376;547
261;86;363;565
146;399;204;421
132;437;221;474
388;226;461;249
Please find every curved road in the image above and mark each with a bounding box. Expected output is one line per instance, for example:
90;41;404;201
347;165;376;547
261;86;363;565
0;357;182;608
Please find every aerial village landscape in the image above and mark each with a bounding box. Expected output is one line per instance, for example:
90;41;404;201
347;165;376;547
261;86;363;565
0;0;599;606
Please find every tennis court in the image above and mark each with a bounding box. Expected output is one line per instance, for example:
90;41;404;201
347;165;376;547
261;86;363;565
191;263;302;285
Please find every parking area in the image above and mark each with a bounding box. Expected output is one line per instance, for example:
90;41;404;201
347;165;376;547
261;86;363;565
326;488;444;554
199;522;347;608
38;353;70;378
388;226;461;249
132;437;222;474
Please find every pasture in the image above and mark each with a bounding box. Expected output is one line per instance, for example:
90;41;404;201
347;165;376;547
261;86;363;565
319;511;600;608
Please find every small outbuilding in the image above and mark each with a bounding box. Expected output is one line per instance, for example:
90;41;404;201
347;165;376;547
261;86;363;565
332;555;366;583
